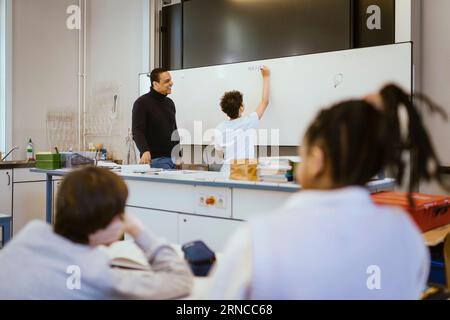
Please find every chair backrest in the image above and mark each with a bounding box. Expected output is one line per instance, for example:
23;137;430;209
444;233;450;290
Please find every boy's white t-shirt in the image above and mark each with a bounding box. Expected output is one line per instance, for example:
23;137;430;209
214;112;260;172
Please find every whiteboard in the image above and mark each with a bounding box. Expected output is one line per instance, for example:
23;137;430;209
139;43;411;146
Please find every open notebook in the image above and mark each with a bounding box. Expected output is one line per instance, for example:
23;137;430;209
99;240;151;271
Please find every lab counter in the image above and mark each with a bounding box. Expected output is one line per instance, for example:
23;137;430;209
0;160;36;170
32;167;394;193
31;168;395;252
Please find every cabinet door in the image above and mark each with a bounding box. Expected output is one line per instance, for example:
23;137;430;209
232;189;292;220
0;170;13;242
13;181;46;235
0;170;12;216
178;214;244;252
126;180;195;214
13;168;46;183
126;206;179;244
52;180;63;221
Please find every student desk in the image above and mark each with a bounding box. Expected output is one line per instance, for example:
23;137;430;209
31;168;396;252
424;224;450;247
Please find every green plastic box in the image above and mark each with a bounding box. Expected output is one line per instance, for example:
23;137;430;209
36;153;62;161
36;153;62;170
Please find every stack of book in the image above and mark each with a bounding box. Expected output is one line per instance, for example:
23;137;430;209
257;156;300;183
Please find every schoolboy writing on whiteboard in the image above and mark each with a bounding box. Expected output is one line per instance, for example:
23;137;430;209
214;66;271;175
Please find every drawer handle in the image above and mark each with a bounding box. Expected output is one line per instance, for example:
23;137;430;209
6;172;11;186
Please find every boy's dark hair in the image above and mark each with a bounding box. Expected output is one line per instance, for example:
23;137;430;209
220;91;243;120
304;83;448;203
54;167;128;244
150;68;168;88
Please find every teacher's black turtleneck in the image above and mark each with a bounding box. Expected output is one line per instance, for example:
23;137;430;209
132;88;180;159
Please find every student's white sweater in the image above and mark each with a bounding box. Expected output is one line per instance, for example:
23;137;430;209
208;187;429;300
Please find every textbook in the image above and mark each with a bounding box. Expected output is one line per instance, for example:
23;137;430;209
257;156;300;183
99;240;151;271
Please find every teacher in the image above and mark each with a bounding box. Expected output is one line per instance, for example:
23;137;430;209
132;68;180;169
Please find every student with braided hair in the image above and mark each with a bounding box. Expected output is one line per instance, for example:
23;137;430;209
208;84;447;300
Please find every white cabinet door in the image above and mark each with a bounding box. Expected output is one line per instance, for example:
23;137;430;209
52;180;63;221
126;206;179;244
13;181;46;235
232;189;293;220
125;179;195;214
13;168;46;183
178;214;244;252
0;170;13;242
0;170;12;216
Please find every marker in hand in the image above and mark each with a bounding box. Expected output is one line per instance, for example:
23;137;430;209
260;65;271;77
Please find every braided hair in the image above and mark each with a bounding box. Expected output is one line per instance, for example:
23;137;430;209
304;84;447;201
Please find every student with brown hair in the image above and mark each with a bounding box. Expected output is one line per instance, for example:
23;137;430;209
0;167;193;299
209;84;447;300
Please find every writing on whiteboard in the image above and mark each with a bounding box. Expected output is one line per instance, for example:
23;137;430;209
333;73;344;88
248;65;262;72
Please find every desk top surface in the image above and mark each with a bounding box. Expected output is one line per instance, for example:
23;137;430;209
423;224;450;246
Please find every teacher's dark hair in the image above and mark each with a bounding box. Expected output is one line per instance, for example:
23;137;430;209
150;68;169;88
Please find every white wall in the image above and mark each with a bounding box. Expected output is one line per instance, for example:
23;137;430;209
420;0;450;195
396;0;422;93
85;0;148;160
396;0;413;43
1;0;12;154
11;0;79;158
10;0;149;161
0;0;6;153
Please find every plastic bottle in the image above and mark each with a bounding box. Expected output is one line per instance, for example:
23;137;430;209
26;138;34;161
101;148;107;161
